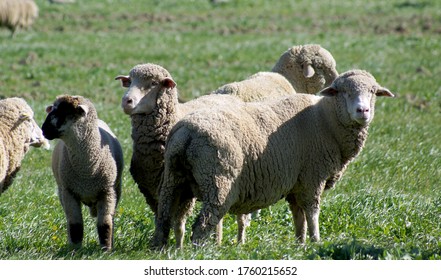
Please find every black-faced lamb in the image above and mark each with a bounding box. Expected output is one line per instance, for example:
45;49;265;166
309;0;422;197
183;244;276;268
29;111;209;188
0;97;48;195
42;95;124;251
152;70;394;247
0;0;38;37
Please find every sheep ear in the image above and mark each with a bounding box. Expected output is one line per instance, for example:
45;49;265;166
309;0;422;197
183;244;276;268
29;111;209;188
46;105;54;114
303;63;315;78
19;112;31;121
319;86;338;97
77;104;89;116
115;75;131;87
162;77;176;89
376;87;395;97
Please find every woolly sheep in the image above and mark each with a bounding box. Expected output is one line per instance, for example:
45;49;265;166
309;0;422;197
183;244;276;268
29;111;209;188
0;97;48;195
0;0;38;37
152;70;394;247
115;63;252;247
42;95;124;251
213;44;338;100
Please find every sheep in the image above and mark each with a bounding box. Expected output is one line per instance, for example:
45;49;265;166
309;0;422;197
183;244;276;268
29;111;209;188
41;95;124;251
0;0;38;37
115;63;254;247
152;69;394;248
213;44;338;100
0;97;48;195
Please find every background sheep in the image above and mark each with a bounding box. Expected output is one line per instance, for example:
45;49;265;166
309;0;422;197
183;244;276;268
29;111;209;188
42;95;124;251
0;97;48;195
152;70;394;248
213;44;338;100
0;0;38;37
116;63;254;246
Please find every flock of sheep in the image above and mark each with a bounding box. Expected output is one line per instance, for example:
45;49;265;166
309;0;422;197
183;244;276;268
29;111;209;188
1;28;395;252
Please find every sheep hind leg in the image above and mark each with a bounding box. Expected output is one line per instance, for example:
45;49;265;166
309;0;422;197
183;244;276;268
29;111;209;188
191;203;228;247
96;196;117;251
286;194;307;244
237;214;251;244
305;205;320;242
216;218;223;245
173;192;195;249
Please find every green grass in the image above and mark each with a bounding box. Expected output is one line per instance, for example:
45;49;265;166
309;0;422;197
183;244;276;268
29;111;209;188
0;0;440;260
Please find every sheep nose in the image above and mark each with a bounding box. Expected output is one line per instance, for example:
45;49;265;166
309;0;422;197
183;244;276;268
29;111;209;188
356;107;369;113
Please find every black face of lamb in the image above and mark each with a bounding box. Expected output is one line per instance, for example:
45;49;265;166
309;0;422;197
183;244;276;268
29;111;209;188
42;101;80;140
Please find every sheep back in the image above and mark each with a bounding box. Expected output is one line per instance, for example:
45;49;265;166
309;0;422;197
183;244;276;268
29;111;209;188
213;72;296;102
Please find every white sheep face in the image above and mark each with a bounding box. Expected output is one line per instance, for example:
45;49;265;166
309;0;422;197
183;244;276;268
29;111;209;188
319;70;394;126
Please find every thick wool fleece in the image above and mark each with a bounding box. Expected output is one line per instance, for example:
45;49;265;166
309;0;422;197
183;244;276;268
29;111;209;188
0;97;45;194
44;95;124;251
153;70;393;247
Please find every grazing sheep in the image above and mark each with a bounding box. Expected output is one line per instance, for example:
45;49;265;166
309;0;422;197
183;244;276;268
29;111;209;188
0;97;48;195
116;63;253;247
152;70;394;247
42;95;124;251
0;0;38;37
213;44;338;100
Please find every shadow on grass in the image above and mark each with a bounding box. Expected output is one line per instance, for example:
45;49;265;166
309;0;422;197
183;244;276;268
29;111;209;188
310;239;385;260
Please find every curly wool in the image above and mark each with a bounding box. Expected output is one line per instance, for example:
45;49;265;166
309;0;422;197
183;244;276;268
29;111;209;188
43;95;124;251
0;97;44;194
153;69;394;247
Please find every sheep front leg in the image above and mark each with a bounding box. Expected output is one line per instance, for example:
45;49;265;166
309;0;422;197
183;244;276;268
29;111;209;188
61;190;84;248
286;194;307;243
96;195;117;251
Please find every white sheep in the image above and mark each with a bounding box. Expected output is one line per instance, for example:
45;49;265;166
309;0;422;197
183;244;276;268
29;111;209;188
42;95;124;251
152;70;394;247
213;44;338;100
0;0;38;37
0;97;48;195
115;63;254;247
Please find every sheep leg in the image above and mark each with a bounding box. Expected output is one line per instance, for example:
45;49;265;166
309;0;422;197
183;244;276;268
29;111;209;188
216;218;223;245
305;204;320;242
237;214;251;244
152;184;177;249
191;203;228;246
96;195;117;251
172;192;195;249
286;194;307;243
60;190;84;248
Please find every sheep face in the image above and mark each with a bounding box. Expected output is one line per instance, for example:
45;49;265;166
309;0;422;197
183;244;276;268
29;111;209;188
42;96;89;140
319;70;394;126
116;64;176;115
20;113;49;149
119;76;176;115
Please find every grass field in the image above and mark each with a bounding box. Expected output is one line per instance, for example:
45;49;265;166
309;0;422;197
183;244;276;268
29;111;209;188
0;0;440;260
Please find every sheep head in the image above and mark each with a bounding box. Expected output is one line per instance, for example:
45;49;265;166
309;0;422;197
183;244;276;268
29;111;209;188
319;70;394;126
115;63;177;115
42;95;94;140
